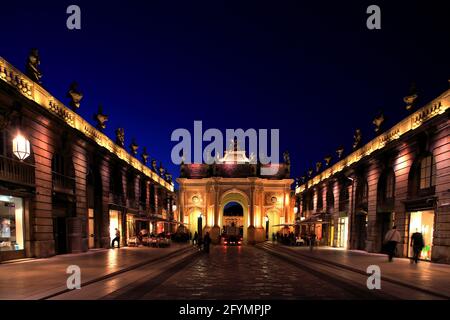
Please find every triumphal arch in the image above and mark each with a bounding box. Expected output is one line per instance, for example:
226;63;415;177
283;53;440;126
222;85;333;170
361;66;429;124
177;142;294;244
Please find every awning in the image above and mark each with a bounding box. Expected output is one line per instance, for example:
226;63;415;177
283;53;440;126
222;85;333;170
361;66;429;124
271;223;296;227
298;212;332;225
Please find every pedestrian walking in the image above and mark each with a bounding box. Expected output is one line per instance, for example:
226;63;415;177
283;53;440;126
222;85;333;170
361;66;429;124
383;226;401;262
309;233;316;251
111;228;120;249
203;232;211;253
193;231;198;246
410;229;425;264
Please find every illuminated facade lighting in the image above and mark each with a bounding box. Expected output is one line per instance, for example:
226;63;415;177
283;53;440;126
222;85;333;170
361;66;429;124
12;133;30;161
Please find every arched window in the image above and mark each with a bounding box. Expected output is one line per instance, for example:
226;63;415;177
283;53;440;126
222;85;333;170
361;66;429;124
326;184;335;211
109;162;123;195
408;153;437;198
126;170;136;200
52;152;75;193
377;169;395;211
140;177;147;209
356;179;368;209
419;155;436;190
307;190;314;211
317;187;323;211
339;185;350;212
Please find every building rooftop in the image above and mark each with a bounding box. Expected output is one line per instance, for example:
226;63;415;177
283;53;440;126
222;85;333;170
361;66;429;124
0;56;174;192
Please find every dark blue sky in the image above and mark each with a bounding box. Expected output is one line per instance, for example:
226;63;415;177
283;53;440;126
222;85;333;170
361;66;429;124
1;0;449;185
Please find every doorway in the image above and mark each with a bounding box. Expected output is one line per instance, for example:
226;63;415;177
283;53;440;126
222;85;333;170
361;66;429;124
354;213;367;250
377;212;392;252
88;208;95;249
53;217;68;254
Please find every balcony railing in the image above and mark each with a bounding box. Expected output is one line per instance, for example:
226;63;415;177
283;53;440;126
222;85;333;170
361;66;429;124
52;171;75;194
0;155;35;187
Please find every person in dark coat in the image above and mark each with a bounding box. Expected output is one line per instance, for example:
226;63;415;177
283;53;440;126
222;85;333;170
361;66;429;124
309;233;316;251
410;229;425;264
111;228;120;249
203;232;211;253
193;231;198;246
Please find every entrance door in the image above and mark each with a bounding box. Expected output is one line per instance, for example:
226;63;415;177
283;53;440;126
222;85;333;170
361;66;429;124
53;217;68;254
337;217;348;248
88;208;95;249
408;210;434;261
355;214;367;250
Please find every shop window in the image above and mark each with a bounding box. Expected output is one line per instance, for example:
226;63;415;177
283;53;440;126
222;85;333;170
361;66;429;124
0;196;24;252
408;211;434;261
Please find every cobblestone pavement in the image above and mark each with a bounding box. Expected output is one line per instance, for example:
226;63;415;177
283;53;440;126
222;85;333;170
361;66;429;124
139;245;361;300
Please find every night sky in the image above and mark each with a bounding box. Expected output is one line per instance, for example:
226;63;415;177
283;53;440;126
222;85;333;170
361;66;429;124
1;0;449;186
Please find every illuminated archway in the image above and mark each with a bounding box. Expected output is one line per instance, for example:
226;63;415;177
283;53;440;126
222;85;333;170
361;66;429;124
265;208;282;240
186;207;206;237
220;190;249;242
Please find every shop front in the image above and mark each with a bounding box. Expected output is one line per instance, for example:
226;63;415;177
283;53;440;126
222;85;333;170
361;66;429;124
337;214;349;248
408;210;435;261
0;195;25;261
109;209;122;246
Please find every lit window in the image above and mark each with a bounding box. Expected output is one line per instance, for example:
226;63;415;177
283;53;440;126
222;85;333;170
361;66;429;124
0;196;24;252
420;156;436;189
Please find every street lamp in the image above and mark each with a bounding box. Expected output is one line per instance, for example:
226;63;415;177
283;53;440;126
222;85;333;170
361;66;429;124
294;207;298;215
12;132;30;161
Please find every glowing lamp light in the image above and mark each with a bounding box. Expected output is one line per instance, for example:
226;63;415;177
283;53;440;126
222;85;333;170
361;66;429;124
294;207;298;214
172;204;177;212
12;133;30;161
264;216;269;222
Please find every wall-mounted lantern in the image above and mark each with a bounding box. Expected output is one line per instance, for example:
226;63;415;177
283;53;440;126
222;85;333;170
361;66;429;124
12;132;30;161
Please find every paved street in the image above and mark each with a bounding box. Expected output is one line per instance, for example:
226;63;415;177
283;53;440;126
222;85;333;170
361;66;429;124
1;243;449;300
284;244;450;298
0;244;189;299
121;245;372;300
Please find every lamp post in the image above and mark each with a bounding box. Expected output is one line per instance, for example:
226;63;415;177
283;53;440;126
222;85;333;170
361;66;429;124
197;212;203;246
265;215;269;240
12;132;30;161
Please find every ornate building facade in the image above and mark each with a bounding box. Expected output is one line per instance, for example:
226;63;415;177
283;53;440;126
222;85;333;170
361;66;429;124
0;55;176;262
177;142;294;244
296;88;450;264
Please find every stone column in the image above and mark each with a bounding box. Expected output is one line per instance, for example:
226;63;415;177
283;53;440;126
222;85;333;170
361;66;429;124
255;185;265;242
210;182;221;244
247;185;256;244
